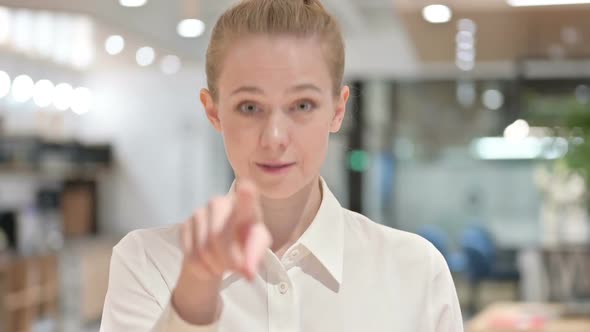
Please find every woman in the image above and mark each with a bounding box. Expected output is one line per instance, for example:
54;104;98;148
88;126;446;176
100;0;463;331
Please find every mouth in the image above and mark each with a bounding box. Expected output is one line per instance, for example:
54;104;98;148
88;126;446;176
256;162;297;174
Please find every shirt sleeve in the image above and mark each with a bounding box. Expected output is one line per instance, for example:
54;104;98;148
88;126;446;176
429;249;464;332
99;232;220;332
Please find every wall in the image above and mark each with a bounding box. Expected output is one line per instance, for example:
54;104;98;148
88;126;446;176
79;64;230;235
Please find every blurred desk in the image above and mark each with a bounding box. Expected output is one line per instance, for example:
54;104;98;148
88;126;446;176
467;302;590;332
59;236;117;329
0;252;59;331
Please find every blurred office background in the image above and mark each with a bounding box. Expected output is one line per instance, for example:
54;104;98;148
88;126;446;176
0;0;590;331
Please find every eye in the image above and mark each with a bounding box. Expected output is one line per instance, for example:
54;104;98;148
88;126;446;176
293;100;316;112
238;102;260;114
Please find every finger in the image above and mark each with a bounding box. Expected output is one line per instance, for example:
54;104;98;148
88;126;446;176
180;210;215;280
193;208;224;276
231;179;263;226
180;218;193;256
243;223;272;280
191;209;207;253
228;240;247;276
207;196;238;271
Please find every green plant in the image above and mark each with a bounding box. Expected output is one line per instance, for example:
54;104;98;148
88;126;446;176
525;90;590;209
564;108;590;195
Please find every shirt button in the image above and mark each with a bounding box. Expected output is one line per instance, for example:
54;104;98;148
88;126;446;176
290;249;299;259
278;282;289;294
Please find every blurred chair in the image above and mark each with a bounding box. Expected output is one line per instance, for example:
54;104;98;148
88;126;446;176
416;225;466;273
460;225;520;314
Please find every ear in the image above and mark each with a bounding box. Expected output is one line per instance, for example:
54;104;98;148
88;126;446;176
200;88;222;132
330;85;349;133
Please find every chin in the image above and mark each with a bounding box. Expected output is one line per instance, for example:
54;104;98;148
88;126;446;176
254;176;314;200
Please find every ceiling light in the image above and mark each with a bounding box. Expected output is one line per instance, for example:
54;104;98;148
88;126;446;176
457;19;477;34
471;137;542;160
0;7;11;45
34;11;54;59
457;42;474;51
54;83;73;111
456;31;475;46
71;87;92;115
177;19;205;38
51;13;73;65
422;4;452;24
160;55;182;75
119;0;148;8
457;50;476;62
13;10;34;53
456;59;474;71
482;89;504;110
136;46;155;66
105;35;125;55
504;119;530;142
12;74;34;103
71;17;95;69
456;81;476;107
33;79;55;108
507;0;590;6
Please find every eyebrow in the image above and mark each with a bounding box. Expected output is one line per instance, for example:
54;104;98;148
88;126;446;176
287;83;322;94
230;86;264;96
230;83;322;96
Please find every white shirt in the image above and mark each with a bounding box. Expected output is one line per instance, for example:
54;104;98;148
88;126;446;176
100;179;463;332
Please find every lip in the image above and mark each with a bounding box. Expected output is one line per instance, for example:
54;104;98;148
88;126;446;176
256;162;296;174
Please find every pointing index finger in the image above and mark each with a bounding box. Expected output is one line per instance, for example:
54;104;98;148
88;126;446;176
231;179;263;226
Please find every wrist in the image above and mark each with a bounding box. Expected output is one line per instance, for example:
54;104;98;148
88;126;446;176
172;263;223;325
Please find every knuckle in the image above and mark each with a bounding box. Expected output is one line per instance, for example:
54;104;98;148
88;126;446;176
191;209;204;224
203;236;217;253
207;196;225;211
180;220;190;234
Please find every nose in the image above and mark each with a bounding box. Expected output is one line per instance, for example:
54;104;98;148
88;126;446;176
260;110;290;151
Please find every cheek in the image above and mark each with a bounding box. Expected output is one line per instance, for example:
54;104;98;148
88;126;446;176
219;118;256;171
297;122;331;164
222;135;250;177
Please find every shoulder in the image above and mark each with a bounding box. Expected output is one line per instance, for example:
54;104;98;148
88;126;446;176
111;224;184;283
341;209;445;274
109;224;184;304
114;224;183;256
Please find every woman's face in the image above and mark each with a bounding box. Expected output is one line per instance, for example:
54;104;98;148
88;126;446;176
202;35;349;199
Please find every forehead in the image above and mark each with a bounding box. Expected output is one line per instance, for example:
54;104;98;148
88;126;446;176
217;35;332;96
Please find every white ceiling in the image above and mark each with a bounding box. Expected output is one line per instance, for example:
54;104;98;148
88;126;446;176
0;0;229;60
4;0;588;79
0;0;401;61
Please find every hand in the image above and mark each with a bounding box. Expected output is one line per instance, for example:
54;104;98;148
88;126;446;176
180;179;272;281
172;179;272;324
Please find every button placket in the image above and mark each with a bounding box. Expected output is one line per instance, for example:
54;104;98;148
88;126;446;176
278;281;289;294
266;253;298;332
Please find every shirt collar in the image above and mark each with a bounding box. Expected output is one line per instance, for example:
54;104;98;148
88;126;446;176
297;177;344;286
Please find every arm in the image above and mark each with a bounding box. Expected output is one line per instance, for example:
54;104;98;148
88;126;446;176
100;180;270;332
99;236;219;332
429;250;464;332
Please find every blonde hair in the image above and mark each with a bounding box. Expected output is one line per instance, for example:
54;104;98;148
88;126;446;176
206;0;345;100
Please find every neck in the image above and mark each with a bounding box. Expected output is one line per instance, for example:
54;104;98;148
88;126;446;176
259;176;323;258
